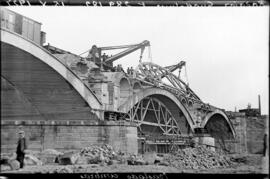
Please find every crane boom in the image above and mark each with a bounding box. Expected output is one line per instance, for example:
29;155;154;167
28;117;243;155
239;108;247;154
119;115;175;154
162;61;186;78
164;61;186;72
99;44;138;51
103;40;150;64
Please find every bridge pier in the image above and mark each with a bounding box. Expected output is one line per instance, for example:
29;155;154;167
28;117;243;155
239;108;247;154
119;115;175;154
1;120;138;154
192;135;216;151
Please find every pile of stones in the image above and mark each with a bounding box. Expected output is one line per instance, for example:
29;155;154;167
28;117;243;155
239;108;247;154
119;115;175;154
36;149;63;164
55;144;128;166
77;144;120;165
0;152;42;171
76;144;149;166
127;154;147;165
162;145;234;169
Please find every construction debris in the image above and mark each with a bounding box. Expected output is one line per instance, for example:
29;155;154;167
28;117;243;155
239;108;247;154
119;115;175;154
127;154;147;165
1;144;255;173
162;145;234;169
0;144;265;174
57;151;81;165
79;144;121;165
8;159;20;170
38;149;63;164
52;166;73;173
24;154;42;166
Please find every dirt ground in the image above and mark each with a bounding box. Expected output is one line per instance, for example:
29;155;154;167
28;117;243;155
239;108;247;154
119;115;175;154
1;154;268;174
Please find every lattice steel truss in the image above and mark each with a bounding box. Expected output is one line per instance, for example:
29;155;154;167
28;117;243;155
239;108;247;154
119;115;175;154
128;97;181;136
135;62;203;105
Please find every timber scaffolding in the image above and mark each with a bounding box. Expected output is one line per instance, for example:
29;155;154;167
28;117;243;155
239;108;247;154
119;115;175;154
139;133;193;145
138;133;193;154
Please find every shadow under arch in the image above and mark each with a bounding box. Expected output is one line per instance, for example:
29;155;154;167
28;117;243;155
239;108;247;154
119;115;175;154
201;110;236;138
133;81;142;93
201;110;236;151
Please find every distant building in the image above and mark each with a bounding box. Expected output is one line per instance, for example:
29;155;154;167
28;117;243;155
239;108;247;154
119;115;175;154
0;8;46;45
225;111;245;119
239;108;260;117
229;95;262;118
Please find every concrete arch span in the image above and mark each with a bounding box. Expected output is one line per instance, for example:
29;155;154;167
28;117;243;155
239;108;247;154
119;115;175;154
118;87;196;134
1;28;102;117
201;110;236;139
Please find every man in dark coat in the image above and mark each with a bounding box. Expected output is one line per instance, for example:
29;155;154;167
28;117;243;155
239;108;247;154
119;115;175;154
16;130;27;168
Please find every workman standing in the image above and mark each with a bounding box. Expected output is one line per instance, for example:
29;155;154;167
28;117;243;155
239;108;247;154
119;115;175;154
16;130;27;169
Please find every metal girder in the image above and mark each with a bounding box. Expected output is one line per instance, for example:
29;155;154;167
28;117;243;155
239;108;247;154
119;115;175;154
135;62;202;104
163;61;186;76
128;97;181;136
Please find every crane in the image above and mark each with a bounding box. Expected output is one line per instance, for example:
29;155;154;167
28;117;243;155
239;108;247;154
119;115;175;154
84;40;150;71
164;61;186;73
162;61;186;79
163;60;190;89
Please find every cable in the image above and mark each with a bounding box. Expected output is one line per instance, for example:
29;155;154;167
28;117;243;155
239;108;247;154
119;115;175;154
79;49;91;56
148;46;152;63
185;64;189;86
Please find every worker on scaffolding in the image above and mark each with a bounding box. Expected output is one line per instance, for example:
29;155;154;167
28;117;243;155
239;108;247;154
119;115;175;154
130;67;134;75
116;64;124;72
127;67;134;76
102;53;108;61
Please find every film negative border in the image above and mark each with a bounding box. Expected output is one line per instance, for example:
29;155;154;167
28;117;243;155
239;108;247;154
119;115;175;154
0;0;269;6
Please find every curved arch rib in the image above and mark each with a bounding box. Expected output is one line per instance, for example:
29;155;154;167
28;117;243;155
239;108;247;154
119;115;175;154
201;109;236;138
1;28;102;117
118;87;195;132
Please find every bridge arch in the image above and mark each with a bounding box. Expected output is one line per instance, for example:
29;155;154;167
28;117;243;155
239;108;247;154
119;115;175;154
1;28;102;117
201;110;236;139
129;97;181;136
119;77;131;105
118;87;196;133
188;100;194;107
133;82;142;92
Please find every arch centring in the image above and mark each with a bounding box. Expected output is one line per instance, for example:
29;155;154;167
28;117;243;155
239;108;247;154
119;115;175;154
127;97;181;137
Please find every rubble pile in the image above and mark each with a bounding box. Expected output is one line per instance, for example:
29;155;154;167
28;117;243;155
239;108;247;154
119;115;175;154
24;154;42;166
127;154;147;165
162;145;234;169
1;145;246;173
38;149;63;164
51;166;73;173
77;144;121;165
0;153;24;171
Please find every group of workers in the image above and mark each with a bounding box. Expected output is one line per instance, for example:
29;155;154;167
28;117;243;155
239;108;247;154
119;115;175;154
112;64;124;72
127;67;134;76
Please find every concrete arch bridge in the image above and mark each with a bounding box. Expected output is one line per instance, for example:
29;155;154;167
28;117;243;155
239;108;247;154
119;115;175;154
116;63;236;149
1;28;235;153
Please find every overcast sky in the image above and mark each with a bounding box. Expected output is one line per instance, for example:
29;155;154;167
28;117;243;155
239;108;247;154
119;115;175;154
7;7;269;114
